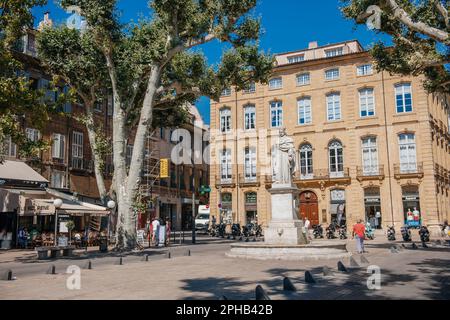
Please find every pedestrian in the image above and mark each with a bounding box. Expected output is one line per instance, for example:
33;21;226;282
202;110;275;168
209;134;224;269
352;219;366;254
303;217;311;240
151;218;160;246
165;218;171;246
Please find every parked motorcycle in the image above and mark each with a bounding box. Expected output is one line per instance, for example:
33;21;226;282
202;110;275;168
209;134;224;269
401;225;412;242
365;223;375;240
339;225;348;239
419;225;430;243
387;225;396;241
231;223;241;240
326;222;337;239
313;224;324;239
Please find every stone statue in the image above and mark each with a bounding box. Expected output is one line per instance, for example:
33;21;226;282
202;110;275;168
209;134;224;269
273;128;296;185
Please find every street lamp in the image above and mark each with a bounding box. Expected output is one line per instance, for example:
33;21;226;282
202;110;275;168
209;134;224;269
106;200;116;246
107;200;116;209
53;198;63;246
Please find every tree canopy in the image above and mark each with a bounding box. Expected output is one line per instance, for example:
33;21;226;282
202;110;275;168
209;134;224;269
341;0;450;94
0;0;52;160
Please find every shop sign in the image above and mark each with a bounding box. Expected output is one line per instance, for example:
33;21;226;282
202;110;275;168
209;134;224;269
21;198;54;215
331;190;345;201
403;196;419;201
365;197;381;203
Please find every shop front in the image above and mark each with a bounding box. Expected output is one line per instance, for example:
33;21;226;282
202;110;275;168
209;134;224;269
402;186;421;228
220;193;233;223
244;192;258;224
181;198;199;231
364;188;382;229
0;188;110;249
330;189;346;226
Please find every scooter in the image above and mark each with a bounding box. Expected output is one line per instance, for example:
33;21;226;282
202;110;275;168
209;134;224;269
401;225;412;242
387;225;396;241
419;226;430;243
365;223;375;240
339;225;348;239
313;224;324;239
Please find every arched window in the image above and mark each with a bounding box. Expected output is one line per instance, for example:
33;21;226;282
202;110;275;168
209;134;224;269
244;104;256;130
270;101;283;128
220;107;231;133
361;137;379;175
398;133;417;173
299;144;313;179
329;140;344;177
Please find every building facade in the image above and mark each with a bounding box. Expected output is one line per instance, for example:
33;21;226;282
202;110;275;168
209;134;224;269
210;40;450;234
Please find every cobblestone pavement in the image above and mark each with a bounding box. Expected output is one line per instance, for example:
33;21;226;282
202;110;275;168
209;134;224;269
0;233;449;300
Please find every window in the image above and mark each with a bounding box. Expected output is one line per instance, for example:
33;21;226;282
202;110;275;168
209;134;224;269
244;105;256;130
395;83;413;113
357;64;373;76
327;93;341;121
107;95;113;116
221;88;231;96
1;136;17;157
244;147;257;181
243;82;256;94
220;149;232;182
298;97;312;125
126;145;133;166
51;171;65;189
398;134;417;173
329;140;344;177
296;73;310;86
269;77;283;90
299;144;313;179
361;137;379;175
72;131;83;158
288;55;304;64
220;108;231;133
63;86;72;113
94;101;102;112
160;128;165;139
26;128;40;142
325;68;340;80
270;101;283;128
359;88;375;117
325;47;343;57
39;78;56;103
52;133;65;159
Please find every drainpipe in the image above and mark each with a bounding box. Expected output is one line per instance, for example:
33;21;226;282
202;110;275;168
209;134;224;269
381;71;395;228
235;89;239;225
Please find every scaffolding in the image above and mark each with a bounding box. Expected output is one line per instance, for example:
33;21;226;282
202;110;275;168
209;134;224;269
140;129;161;199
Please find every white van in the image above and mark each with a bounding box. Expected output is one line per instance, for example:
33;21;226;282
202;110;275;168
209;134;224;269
195;205;210;232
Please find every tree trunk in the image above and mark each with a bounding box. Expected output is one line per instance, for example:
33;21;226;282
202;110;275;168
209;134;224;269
84;105;108;204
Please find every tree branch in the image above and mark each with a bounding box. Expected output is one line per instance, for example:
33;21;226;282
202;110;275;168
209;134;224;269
433;0;449;27
385;0;449;42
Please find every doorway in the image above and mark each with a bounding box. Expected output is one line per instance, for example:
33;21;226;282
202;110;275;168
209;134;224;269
299;191;319;225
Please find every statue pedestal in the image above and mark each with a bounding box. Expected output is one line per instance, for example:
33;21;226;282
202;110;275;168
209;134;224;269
264;184;309;245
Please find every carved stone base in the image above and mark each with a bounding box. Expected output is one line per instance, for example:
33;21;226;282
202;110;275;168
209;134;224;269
264;220;308;245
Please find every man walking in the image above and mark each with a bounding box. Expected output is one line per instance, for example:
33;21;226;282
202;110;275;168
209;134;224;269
303;217;311;241
352;219;366;254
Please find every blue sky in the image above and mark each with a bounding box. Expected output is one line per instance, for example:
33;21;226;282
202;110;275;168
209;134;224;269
32;0;390;125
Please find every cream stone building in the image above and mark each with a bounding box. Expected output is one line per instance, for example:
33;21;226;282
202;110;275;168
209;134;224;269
209;40;450;235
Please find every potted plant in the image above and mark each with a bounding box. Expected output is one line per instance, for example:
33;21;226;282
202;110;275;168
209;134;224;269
66;220;75;245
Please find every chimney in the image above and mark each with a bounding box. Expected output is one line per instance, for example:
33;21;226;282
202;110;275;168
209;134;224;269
308;41;318;49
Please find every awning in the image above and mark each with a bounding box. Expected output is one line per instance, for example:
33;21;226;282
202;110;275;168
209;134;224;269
0;160;48;185
0;188;110;216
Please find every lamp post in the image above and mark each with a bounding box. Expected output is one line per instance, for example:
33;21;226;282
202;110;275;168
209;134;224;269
53;199;63;246
107;200;116;242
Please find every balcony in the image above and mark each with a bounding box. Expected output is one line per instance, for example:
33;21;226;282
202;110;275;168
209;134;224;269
263;168;351;187
238;174;260;187
394;162;424;179
356;165;385;182
70;158;94;172
215;175;236;188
